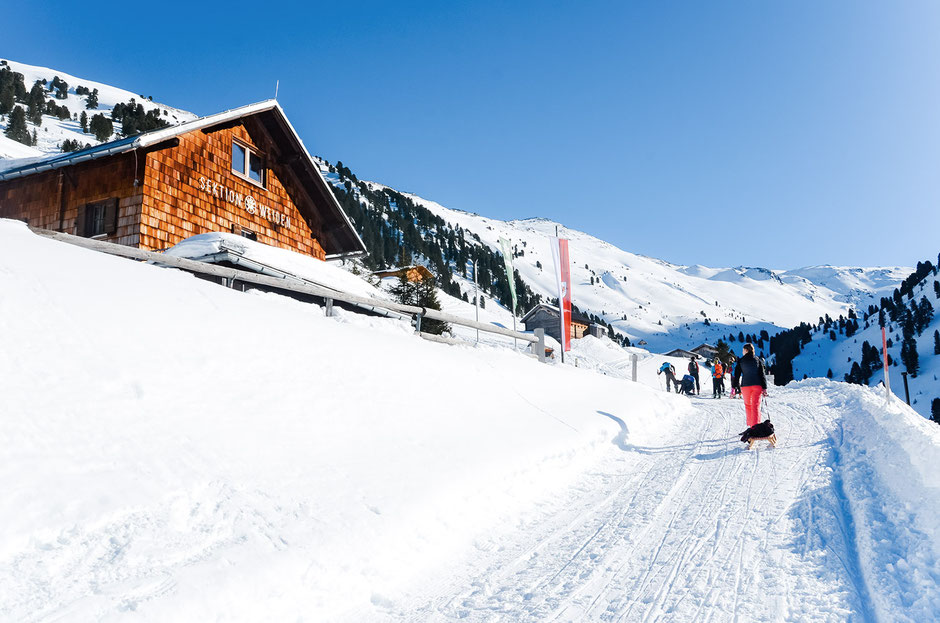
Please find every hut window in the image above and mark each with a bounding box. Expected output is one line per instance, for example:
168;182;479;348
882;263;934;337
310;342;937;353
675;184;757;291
232;140;265;187
76;198;118;238
240;228;257;241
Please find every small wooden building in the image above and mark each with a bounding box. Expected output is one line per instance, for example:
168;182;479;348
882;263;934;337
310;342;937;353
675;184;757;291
588;323;606;339
373;265;434;283
664;348;698;359
691;343;718;359
521;303;591;343
0;100;365;260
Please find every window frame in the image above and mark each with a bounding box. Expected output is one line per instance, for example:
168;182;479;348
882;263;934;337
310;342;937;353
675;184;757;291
77;198;118;238
231;139;266;189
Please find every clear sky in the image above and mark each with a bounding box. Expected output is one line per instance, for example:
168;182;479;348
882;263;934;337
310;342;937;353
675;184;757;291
5;0;940;269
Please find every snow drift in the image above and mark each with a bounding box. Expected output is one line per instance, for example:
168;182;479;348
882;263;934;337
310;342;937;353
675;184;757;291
0;219;684;621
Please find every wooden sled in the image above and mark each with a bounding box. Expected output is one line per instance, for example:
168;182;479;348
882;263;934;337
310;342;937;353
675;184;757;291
747;434;777;450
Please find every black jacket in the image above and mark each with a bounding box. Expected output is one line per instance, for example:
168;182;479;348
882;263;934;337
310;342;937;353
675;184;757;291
733;353;767;389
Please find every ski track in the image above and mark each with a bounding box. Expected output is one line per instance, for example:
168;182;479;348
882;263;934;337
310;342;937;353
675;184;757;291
368;386;876;623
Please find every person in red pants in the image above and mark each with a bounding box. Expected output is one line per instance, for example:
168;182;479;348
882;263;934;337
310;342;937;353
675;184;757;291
733;343;768;427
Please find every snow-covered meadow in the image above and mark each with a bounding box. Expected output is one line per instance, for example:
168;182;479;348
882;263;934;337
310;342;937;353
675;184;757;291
2;218;939;621
0;219;681;620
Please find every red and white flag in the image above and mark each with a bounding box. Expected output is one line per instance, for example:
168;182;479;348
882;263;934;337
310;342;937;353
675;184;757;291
882;326;891;398
551;237;572;352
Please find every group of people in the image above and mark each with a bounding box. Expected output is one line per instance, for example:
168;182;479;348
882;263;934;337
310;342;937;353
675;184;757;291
657;344;769;427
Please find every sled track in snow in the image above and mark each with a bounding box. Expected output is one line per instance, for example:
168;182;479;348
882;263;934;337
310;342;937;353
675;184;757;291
368;387;877;622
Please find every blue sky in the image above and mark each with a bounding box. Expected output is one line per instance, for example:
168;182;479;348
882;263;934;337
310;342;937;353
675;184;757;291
6;1;940;269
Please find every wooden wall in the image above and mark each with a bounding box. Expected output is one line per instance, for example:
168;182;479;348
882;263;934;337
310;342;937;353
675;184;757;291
0;153;143;246
1;122;329;260
140;124;326;259
523;308;588;342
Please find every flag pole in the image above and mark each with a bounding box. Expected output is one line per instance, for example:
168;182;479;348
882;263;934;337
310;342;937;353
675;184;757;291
882;326;891;401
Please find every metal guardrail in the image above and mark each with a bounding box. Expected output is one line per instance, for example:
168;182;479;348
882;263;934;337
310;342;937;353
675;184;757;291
28;227;547;362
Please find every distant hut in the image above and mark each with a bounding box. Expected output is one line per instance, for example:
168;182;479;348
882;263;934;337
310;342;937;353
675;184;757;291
691;343;718;359
373;265;434;283
521;303;591;343
663;348;698;359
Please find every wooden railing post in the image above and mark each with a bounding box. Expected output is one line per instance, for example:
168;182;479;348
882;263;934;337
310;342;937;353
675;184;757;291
415;311;423;333
631;353;638;382
534;328;546;363
325;298;333;317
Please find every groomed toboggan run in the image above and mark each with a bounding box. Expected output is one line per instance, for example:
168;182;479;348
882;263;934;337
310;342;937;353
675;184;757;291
1;219;938;622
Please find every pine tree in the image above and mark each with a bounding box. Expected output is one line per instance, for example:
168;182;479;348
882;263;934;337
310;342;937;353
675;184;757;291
26;81;44;125
0;68;14;115
917;297;934;333
80;110;87;132
4;105;30;145
932;398;940;424
390;273;418;306
415;274;449;335
89;113;113;142
900;336;919;377
934;329;940;356
11;72;26;102
85;88;98;109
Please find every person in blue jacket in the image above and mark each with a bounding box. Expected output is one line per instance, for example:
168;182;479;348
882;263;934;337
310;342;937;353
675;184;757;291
657;362;678;392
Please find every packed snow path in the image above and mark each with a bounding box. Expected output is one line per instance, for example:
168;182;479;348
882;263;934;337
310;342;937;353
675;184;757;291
372;387;881;622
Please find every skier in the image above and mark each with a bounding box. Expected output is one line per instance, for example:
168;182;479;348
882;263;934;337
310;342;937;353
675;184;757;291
728;355;741;399
733;343;768;427
678;373;696;396
688;355;701;395
711;358;724;398
657;361;679;392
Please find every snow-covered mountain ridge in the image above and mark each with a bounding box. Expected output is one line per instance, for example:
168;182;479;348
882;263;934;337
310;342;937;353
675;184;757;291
333;173;909;353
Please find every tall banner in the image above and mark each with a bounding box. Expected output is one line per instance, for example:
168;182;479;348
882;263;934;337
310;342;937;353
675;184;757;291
550;237;572;352
498;237;517;313
882;326;891;399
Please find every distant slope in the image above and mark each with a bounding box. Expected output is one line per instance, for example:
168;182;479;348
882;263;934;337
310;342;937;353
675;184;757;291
0;58;195;158
789;259;940;419
322;162;909;354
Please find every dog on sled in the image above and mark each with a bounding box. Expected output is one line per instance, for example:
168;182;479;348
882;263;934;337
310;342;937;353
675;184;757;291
739;420;777;450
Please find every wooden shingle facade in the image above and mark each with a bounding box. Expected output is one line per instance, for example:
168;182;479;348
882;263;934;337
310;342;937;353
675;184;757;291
0;101;365;261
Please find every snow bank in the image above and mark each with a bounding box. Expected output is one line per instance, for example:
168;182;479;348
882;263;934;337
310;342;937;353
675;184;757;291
0;219;686;621
799;378;940;620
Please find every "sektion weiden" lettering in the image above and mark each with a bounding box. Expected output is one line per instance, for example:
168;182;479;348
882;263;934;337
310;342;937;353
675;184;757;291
197;176;290;229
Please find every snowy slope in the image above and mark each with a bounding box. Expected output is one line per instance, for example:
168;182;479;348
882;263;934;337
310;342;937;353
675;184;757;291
0;134;43;160
781;265;911;308
2;219;939;621
792;277;940;419
355;179;908;353
0;218;682;620
0;58;195;157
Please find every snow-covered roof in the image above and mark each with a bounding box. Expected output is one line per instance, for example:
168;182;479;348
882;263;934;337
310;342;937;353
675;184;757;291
521;303;591;326
164;232;385;301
